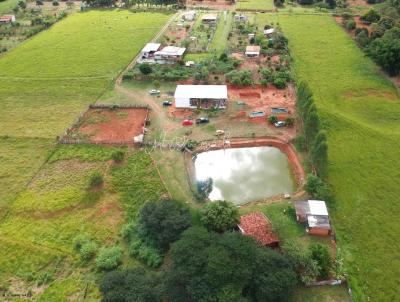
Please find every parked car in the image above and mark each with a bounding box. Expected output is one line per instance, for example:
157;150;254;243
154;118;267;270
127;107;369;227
182;119;193;126
149;89;160;95
274;121;286;128
196;117;209;124
163;101;172;106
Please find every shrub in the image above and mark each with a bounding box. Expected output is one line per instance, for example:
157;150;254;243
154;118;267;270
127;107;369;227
305;174;332;201
139;63;152;75
355;30;370;48
310;243;332;279
80;241;98;261
285;117;295;126
73;234;91;251
361;9;381;23
200;200;240;233
96;246;122;271
268;115;278;124
345;20;356;30
52;0;59;5
87;170;103;188
260;68;273;82
129;239;163;268
36;0;43;4
273;77;287;89
341;12;353;20
111;150;125;163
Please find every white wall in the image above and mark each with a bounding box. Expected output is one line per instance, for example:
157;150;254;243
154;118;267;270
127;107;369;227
175;98;195;108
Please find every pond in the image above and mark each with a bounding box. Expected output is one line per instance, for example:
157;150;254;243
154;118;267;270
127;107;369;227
194;146;295;205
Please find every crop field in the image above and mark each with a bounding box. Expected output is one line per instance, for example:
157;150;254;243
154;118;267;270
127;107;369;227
257;14;400;301
236;0;274;11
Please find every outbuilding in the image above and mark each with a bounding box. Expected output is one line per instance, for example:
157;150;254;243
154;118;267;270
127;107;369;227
174;85;228;109
238;212;279;248
139;43;161;60
154;46;186;63
264;28;275;36
0;15;16;24
245;45;261;57
182;10;196;21
202;14;218;25
294;200;332;236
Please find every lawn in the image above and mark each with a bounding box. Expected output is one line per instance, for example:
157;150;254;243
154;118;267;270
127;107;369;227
236;0;274;11
208;11;233;55
257;14;400;302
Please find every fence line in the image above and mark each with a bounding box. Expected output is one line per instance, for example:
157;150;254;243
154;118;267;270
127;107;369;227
89;103;149;109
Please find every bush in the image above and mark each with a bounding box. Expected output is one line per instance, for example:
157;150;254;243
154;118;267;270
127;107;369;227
361;9;381;23
80;241;98;261
111;150;125;163
200;200;240;233
129;239;163;268
36;0;43;4
310;243;332;279
304;174;332;201
87;170;103;188
355;30;370;48
345;20;356;30
285;117;295;126
73;234;91;251
139;63;152;75
273;77;287;89
268;115;278;124
96;246;122;271
52;0;59;5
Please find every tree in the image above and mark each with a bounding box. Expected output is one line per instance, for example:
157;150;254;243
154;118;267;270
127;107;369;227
165;227;296;302
366;27;400;76
87;170;103;188
111;150;125;163
137;200;192;252
18;0;26;8
100;267;161;302
139;63;152;75
197;178;213;199
304;174;332;201
200;200;240;233
304;105;320;145
310;130;328;176
268;115;278;124
361;9;381;23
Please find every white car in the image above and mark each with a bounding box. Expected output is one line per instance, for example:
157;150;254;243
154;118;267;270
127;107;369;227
274;121;286;128
149;89;160;95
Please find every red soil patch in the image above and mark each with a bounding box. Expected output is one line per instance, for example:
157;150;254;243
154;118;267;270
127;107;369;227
165;24;192;43
228;84;296;122
71;108;148;143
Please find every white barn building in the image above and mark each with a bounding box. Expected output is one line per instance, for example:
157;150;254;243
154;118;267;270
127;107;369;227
174;85;228;109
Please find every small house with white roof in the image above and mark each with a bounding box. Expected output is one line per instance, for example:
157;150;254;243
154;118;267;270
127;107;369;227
154;46;186;63
139;43;161;60
174;85;228;109
294;200;331;236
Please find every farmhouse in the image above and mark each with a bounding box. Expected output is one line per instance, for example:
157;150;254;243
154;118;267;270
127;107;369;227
154;46;186;63
238;212;279;248
174;85;228;109
245;45;261;58
235;14;248;22
295;200;332;236
0;15;16;24
201;14;218;25
139;43;161;60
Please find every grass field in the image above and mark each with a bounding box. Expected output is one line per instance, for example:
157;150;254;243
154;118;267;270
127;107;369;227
0;10;170;300
0;0;19;14
236;0;274;11
209;11;233;55
257;14;400;301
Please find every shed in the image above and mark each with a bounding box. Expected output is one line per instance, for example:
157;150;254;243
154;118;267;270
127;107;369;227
0;15;16;23
140;43;161;59
295;200;331;236
202;14;218;24
238;212;279;248
235;14;248;22
174;85;228;109
245;45;261;57
182;10;196;21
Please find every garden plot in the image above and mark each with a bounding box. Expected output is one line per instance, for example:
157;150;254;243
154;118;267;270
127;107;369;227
66;106;149;144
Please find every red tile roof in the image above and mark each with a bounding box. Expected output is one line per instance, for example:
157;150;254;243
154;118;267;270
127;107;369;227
0;15;14;22
239;212;279;246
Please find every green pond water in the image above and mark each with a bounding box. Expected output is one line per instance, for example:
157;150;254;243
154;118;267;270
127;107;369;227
194;146;295;205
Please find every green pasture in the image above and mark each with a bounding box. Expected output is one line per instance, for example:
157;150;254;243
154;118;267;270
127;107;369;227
0;0;19;14
236;0;274;11
257;14;400;302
